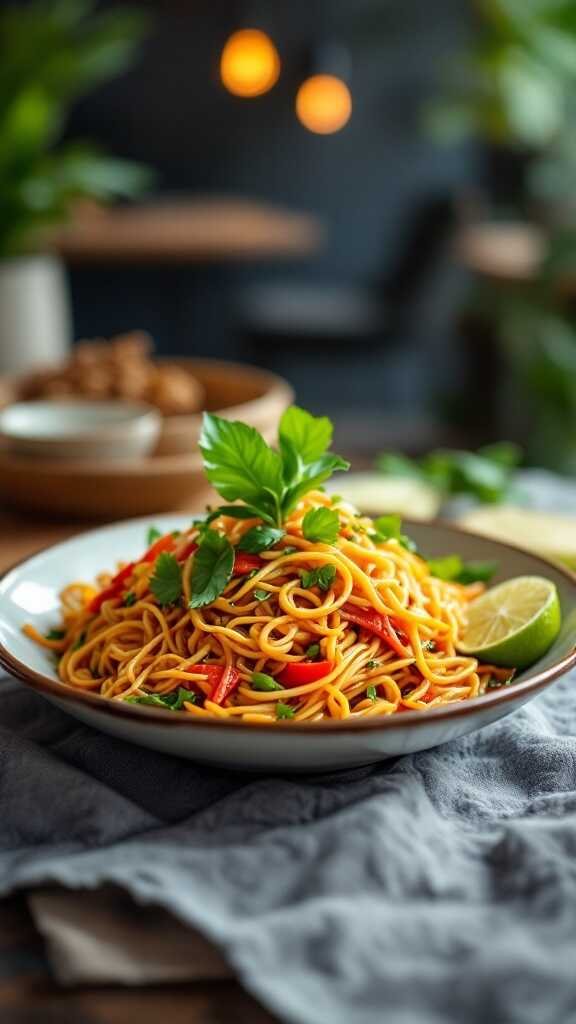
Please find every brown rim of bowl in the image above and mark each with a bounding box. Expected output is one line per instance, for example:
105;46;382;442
1;519;575;734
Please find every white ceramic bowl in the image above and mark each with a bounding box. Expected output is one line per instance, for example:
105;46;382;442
1;516;575;772
0;400;161;461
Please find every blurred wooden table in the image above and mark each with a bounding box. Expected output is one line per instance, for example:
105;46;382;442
53;197;323;265
0;896;276;1023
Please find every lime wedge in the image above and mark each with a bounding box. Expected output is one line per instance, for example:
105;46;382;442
457;576;561;669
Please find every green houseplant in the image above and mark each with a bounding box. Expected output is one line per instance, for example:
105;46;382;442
0;0;151;373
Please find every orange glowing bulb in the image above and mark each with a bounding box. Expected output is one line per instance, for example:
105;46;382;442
296;74;352;134
220;29;281;98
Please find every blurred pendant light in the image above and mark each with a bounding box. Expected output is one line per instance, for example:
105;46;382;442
220;28;281;98
296;42;352;134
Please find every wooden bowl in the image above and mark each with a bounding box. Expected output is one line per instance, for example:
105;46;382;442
0;361;293;519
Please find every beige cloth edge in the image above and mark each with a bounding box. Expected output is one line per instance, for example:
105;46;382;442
28;885;231;986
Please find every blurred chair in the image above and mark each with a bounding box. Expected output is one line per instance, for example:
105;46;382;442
235;195;455;370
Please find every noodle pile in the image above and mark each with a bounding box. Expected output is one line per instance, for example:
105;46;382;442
25;492;506;722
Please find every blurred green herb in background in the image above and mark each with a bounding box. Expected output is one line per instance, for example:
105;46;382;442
0;0;152;259
376;442;522;503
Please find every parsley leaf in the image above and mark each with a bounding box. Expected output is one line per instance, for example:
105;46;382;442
367;684;377;701
427;555;498;585
188;529;234;608
200;413;284;524
302;507;340;544
300;564;337;591
238;525;285;553
251;672;283;692
276;702;295;719
147;525;162;546
45;628;65;641
305;643;320;660
126;687;195;710
150;553;183;606
123;591;137;607
372;514;402;540
253;588;270;602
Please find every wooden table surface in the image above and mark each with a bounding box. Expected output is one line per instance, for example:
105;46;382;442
0;896;277;1023
53;197;323;265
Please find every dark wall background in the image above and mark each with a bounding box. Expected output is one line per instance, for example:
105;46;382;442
65;0;474;439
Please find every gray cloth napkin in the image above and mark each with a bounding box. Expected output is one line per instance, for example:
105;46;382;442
2;668;576;1024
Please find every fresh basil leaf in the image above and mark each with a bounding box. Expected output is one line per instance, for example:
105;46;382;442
189;529;234;608
147;525;162;546
276;702;295;719
123;591;137;607
283;454;350;514
279;406;334;464
200;413;284;522
427;555;463;581
238;525;285;553
305;643;320;659
251;672;283;692
253;588;270;602
150;552;183;605
372;514;402;540
300;564;337;591
456;560;498;585
45;628;65;641
302;507;340;544
367;684;377;701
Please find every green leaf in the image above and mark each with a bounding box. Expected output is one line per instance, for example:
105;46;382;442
147;525;162;546
253;589;270;602
300;564;337;592
305;643;321;660
123;591;137;607
45;628;65;640
188;529;234;608
237;525;285;553
216;505;273;523
126;687;195;711
279;406;333;467
200;413;284;523
150;553;183;606
456;560;498;585
427;555;463;581
367;684;378;701
302;507;340;544
276;702;295;720
372;514;402;541
283;454;350;514
251;672;283;692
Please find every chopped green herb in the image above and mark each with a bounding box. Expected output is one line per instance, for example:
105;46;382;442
123;591;137;607
253;589;270;602
45;628;65;641
126;687;195;710
366;660;380;669
427;555;463;581
300;564;337;592
427;555;498;585
147;525;162;546
281;546;298;556
305;643;321;660
188;529;234;608
251;672;283;692
367;684;378;701
302;506;340;544
238;525;285;554
276;702;295;719
372;514;401;541
150;552;183;606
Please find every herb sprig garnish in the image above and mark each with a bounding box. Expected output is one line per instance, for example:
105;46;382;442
187;407;350;608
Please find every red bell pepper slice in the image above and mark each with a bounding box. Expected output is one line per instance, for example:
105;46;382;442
142;533;177;563
340;603;411;658
233;553;264;575
183;663;240;706
278;660;334;686
89;561;136;614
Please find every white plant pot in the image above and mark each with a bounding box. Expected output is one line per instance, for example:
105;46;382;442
0;253;71;375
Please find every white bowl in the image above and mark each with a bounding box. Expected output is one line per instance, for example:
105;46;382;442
0;400;161;461
1;516;575;772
